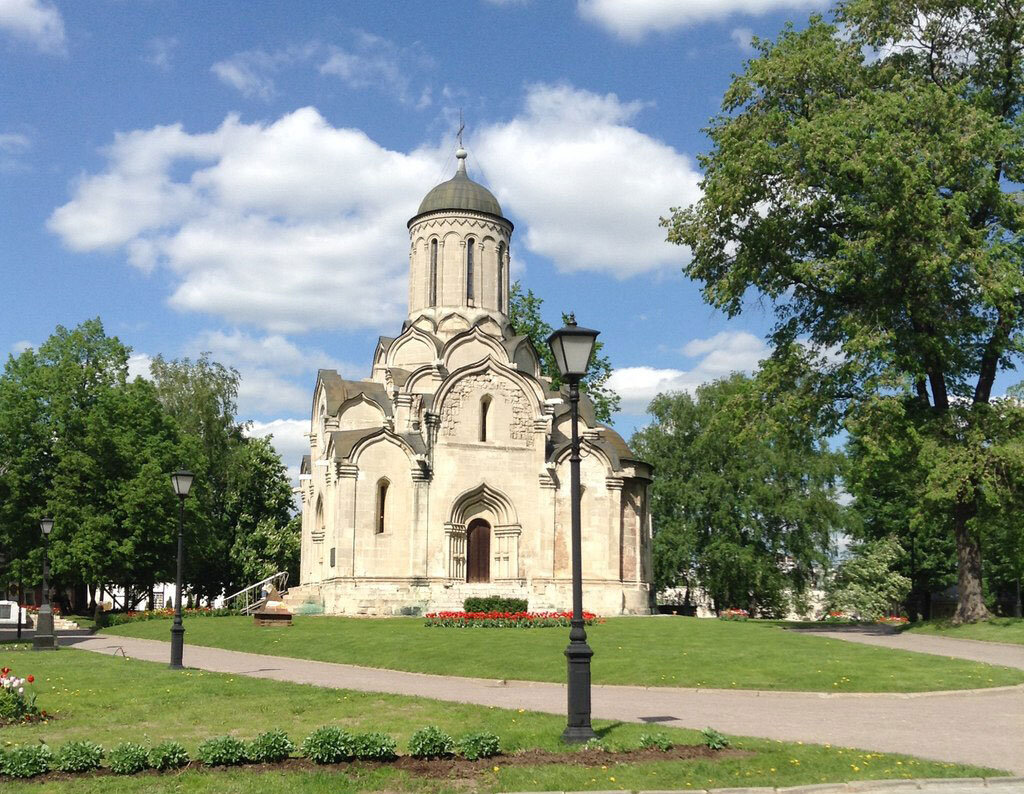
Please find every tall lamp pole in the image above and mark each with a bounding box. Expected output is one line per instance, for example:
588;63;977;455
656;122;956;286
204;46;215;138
169;470;194;669
547;315;600;743
32;518;57;651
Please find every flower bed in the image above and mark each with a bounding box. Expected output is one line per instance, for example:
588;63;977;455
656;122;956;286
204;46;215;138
718;608;749;621
876;615;909;626
105;607;238;626
822;610;856;624
0;667;47;725
423;611;597;628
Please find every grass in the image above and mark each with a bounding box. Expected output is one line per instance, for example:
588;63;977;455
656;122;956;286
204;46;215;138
0;645;1003;793
904;617;1024;645
102;615;1024;692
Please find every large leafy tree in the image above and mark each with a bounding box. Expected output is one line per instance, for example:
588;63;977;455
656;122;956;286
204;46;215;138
631;373;844;616
664;3;1024;622
507;281;620;423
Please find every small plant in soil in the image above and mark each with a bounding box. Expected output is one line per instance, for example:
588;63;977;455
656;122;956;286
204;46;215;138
0;667;43;724
148;740;189;771
54;740;103;773
639;732;674;751
245;729;294;763
301;726;356;764
196;735;247;766
456;731;501;760
702;727;731;750
108;742;151;775
1;745;53;778
353;732;398;761
408;726;455;759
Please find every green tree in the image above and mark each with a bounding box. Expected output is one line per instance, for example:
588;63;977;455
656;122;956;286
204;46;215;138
507;280;620;423
827;536;912;621
663;3;1024;622
631;373;844;616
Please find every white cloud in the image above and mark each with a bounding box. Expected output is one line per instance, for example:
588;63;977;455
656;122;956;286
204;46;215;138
10;339;32;355
0;131;30;171
578;0;826;41
144;37;178;72
190;329;361;417
476;83;700;276
211;48;296;100
48;107;444;333
0;0;65;53
320;31;433;108
731;27;755;53
246;417;310;482
609;330;769;413
126;352;153;380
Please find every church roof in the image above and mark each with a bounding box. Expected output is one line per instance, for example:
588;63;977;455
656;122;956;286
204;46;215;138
411;148;505;222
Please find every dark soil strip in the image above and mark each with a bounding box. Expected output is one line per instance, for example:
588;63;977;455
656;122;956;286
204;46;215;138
3;744;748;784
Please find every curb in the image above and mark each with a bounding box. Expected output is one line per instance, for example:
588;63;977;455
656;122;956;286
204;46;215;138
500;777;1024;794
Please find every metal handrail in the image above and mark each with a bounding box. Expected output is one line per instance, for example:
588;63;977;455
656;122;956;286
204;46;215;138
225;572;289;615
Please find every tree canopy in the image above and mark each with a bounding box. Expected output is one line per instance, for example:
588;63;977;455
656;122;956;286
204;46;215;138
632;373;844;616
664;1;1024;622
507;280;620;423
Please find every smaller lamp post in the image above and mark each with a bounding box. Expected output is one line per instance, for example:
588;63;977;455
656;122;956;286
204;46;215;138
32;518;58;651
547;314;599;743
169;470;194;669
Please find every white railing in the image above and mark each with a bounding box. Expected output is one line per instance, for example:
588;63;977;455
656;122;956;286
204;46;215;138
224;572;289;615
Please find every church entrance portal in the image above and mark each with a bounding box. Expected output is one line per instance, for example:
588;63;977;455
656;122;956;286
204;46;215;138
466;519;491;583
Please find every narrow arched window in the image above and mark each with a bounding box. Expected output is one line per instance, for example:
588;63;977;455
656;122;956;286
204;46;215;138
480;395;491;442
466;237;475;303
429;239;438;306
376;479;389;534
497;242;506;311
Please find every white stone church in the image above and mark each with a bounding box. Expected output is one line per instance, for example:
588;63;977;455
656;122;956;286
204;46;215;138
287;148;653;616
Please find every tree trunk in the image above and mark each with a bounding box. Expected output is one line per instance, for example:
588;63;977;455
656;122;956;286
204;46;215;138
951;504;991;624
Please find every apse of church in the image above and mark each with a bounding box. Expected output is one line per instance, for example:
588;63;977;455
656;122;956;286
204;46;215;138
289;147;653;616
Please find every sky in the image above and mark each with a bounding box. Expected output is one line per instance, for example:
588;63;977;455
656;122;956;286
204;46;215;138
0;0;837;477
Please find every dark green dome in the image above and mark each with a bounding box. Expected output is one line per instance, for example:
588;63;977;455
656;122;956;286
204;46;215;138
415;150;503;218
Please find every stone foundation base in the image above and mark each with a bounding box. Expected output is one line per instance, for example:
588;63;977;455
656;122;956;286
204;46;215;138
284;577;651;617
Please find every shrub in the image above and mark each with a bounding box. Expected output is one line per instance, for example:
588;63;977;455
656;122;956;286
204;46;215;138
424;610;597;628
245;729;294;763
463;596;528;613
55;740;103;773
108;742;150;775
196;735;246;766
718;608;750;621
301;726;355;764
638;732;673;751
456;731;500;760
702;727;730;750
149;740;189;771
1;745;52;778
407;726;454;759
352;732;398;761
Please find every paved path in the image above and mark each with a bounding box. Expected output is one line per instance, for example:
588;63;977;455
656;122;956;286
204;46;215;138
64;635;1024;775
505;781;1024;794
788;627;1024;671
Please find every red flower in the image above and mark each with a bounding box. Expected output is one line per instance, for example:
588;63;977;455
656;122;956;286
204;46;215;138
26;675;34;683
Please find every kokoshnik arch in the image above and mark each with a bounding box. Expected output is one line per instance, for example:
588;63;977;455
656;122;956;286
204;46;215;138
289;147;654;615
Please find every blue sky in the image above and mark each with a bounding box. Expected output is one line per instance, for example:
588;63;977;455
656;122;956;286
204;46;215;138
0;0;833;474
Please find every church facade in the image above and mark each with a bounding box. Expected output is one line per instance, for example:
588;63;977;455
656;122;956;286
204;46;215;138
288;148;653;616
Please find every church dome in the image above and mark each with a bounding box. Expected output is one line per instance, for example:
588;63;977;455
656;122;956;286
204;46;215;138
415;148;504;219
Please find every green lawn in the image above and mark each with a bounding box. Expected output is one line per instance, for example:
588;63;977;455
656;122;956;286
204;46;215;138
904;617;1024;645
102;615;1024;692
0;645;1002;793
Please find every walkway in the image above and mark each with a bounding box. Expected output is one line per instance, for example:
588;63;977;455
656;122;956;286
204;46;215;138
786;627;1024;671
64;634;1024;775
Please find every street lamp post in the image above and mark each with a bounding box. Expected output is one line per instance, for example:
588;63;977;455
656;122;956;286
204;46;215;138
547;315;600;744
169;470;194;669
32;518;57;651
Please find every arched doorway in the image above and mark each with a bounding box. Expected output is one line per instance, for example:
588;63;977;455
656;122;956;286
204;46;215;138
466;519;491;583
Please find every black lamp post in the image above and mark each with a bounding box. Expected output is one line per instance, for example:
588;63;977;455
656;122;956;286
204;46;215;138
547;314;600;743
32;518;57;651
169;470;194;669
